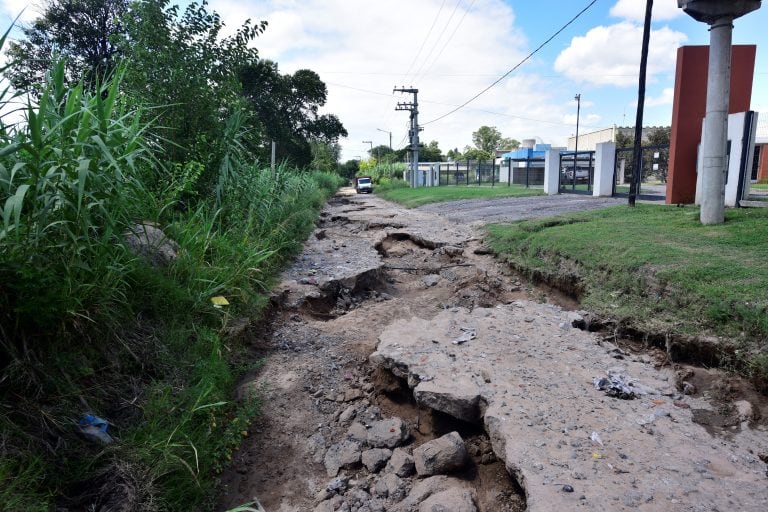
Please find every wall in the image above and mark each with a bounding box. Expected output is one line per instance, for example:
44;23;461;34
666;45;757;204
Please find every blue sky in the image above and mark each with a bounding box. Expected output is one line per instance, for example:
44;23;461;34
1;0;766;160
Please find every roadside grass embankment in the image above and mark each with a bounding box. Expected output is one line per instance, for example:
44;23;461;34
0;57;344;510
486;204;768;389
376;180;544;208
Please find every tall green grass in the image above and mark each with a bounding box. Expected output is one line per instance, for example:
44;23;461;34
0;48;344;511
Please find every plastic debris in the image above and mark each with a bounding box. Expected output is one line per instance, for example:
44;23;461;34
210;296;229;308
590;431;603;447
562;484;575;493
593;371;638;400
77;414;113;445
452;327;477;345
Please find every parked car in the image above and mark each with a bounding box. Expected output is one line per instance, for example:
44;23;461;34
355;176;373;194
561;167;590;184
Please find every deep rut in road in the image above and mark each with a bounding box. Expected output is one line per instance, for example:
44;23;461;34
217;190;531;511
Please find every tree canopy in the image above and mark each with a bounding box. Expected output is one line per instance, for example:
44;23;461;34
471;125;519;154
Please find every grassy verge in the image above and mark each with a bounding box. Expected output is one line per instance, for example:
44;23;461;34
486;204;768;387
376;182;544;208
0;57;345;510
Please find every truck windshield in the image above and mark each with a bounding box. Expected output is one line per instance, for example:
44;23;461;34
358;178;371;184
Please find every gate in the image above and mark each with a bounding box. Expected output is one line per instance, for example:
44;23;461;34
613;144;669;201
559;151;595;194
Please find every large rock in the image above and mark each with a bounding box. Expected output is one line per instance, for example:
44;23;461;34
390;476;472;512
362;448;392;473
413;432;468;476
367;417;409;448
385;447;415;477
124;222;179;267
419;488;477;512
324;440;362;476
373;473;406;500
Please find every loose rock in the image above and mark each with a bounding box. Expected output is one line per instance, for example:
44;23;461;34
413;431;468;476
419;488;477;512
362;448;392;473
324;440;362;476
367;417;409;448
385;447;415;477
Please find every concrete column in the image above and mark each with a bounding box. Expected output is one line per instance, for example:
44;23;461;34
700;15;733;224
543;149;560;195
593;142;617;197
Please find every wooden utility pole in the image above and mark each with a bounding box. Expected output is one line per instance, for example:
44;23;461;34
629;0;653;206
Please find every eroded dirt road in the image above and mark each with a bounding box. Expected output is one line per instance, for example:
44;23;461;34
217;189;768;512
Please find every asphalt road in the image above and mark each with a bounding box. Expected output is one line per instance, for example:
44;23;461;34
415;194;626;224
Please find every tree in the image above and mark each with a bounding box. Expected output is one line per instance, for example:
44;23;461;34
462;147;493;161
239;60;347;167
471;126;518;154
370;144;393;162
615;131;634;148
119;0;267;166
310;141;341;173
647;127;670;146
339;159;359;179
6;0;129;92
446;147;461;161
419;140;443;162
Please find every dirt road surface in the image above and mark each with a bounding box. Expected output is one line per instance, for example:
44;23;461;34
217;189;768;512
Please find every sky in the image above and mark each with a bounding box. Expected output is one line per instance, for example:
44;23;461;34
1;0;766;161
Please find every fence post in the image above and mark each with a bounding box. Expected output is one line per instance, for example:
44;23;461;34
525;157;530;188
508;159;512;186
466;160;469;186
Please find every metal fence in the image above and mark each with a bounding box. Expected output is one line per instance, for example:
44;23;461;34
416;159;544;188
559;151;595;194
613;144;669;201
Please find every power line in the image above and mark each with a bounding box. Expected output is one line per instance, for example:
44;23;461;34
325;81;602;129
409;0;464;84
422;0;599;126
420;0;478;78
401;0;448;83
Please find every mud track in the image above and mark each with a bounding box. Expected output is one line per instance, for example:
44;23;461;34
217;189;768;512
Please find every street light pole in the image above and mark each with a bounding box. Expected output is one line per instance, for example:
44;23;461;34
363;140;373;161
376;128;392;150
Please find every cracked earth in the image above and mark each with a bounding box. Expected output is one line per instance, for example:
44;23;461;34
216;188;768;512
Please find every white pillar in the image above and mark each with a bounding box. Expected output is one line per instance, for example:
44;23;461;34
700;15;733;224
593;142;616;197
543;149;560;195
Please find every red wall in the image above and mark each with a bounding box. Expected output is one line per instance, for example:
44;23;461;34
667;45;757;204
759;145;768;181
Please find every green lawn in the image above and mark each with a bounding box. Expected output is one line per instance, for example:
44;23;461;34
376;184;544;208
486;204;768;386
752;182;768;190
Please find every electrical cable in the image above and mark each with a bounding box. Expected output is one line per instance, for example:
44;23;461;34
401;0;448;84
419;0;478;79
422;0;599;126
408;0;464;84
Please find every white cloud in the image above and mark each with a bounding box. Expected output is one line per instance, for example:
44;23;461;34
610;0;683;22
208;0;596;158
562;113;602;126
0;0;43;23
645;87;674;107
554;22;687;87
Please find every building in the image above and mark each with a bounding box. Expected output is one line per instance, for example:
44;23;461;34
566;126;668;151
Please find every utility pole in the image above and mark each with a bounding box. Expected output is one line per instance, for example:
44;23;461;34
629;0;653;207
394;87;420;187
678;0;761;223
573;93;581;192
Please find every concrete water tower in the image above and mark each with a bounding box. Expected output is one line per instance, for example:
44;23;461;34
678;0;761;224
